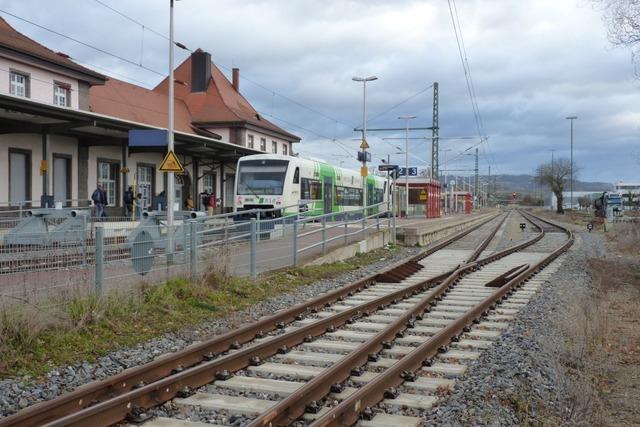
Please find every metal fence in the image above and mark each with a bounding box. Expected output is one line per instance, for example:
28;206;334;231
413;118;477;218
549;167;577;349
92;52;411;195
0;202;392;307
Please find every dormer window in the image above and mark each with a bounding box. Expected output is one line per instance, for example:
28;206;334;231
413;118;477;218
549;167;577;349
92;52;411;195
53;83;71;107
9;71;29;98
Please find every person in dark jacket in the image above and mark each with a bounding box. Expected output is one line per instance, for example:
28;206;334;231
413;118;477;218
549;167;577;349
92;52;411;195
91;185;108;218
124;186;134;218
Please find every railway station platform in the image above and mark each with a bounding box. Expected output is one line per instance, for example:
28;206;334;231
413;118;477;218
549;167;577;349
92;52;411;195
395;212;497;246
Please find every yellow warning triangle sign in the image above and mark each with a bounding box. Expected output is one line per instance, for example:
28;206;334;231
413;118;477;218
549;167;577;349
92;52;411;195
159;150;184;173
360;139;370;149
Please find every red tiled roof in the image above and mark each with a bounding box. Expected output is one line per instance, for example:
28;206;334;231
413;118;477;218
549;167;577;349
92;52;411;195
154;53;300;141
89;77;197;135
0;16;105;82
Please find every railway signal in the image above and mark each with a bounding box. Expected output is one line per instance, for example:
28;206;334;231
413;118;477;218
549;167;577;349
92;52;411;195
519;223;526;231
587;223;593;232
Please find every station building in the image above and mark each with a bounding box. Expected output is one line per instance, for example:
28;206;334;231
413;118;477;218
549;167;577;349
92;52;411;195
0;17;300;213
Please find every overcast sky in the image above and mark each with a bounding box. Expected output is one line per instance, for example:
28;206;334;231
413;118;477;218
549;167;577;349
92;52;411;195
2;0;639;183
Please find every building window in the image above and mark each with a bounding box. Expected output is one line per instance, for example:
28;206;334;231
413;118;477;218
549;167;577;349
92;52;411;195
283;144;288;156
203;174;215;194
53;83;70;107
9;71;29;98
136;165;154;209
272;141;277;154
247;134;254;149
260;137;266;151
98;161;119;206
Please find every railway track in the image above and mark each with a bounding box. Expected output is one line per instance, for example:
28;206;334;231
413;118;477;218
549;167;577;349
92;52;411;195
0;210;572;427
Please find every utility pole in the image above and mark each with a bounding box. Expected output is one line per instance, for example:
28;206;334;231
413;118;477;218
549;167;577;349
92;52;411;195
442;148;452;214
399;115;416;217
167;0;175;257
566;116;577;210
474;148;479;210
353;76;378;211
431;82;439;180
488;165;491;207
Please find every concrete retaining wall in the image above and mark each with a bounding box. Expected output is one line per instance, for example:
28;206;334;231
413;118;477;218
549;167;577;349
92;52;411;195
305;211;499;266
305;229;391;266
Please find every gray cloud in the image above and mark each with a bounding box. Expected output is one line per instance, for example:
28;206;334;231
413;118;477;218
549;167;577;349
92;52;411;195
2;0;638;183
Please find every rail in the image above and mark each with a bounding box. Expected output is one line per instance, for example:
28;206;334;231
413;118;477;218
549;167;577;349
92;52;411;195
0;213;502;427
307;210;573;426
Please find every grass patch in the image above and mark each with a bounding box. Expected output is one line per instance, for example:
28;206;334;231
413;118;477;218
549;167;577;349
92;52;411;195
0;247;397;378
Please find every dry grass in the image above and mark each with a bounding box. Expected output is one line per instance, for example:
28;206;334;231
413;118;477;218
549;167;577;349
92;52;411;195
0;246;398;378
554;258;640;426
607;222;640;254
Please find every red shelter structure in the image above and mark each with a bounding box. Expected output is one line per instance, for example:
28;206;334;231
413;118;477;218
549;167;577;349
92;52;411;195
396;177;441;218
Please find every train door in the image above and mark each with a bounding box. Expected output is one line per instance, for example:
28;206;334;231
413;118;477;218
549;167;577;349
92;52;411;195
323;176;333;214
367;182;375;206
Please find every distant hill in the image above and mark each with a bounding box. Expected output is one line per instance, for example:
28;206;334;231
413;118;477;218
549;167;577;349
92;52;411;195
474;174;613;193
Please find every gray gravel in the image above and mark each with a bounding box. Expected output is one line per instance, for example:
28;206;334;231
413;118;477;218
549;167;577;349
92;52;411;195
0;244;421;418
421;230;605;426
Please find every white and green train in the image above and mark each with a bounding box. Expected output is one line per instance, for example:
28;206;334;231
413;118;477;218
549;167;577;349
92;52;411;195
234;154;390;217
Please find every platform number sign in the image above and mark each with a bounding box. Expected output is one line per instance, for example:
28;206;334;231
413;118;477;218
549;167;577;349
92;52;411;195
519;223;526;231
587;223;593;233
398;167;418;177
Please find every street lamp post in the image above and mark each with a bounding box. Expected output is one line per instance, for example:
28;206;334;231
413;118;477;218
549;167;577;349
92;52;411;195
353;76;377;211
566;116;577;210
441;148;452;214
398;115;416;217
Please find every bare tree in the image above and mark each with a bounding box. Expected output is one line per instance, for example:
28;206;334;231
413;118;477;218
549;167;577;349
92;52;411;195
593;0;640;75
535;158;576;214
578;195;593;210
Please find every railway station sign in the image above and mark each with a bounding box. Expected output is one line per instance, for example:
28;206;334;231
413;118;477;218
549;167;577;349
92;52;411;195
378;164;399;172
128;129;168;147
398;167;418;176
159;150;184;173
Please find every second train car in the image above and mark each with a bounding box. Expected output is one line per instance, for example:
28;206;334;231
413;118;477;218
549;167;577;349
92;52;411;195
234;154;390;217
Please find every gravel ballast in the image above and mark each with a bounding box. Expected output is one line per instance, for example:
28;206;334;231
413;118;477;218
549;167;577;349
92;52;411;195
422;230;605;426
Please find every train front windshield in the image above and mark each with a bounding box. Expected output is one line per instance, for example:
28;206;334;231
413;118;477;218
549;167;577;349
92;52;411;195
237;159;289;195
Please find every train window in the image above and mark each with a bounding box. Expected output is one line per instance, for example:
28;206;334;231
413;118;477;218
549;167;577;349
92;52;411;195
293;167;300;184
301;178;321;200
335;186;363;206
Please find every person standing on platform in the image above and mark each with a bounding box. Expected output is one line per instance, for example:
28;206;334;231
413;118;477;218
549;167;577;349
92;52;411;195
124;186;134;218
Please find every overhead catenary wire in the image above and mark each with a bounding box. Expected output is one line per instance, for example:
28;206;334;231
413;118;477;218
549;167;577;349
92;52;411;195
364;84;434;127
84;2;358;135
0;9;168;76
447;0;499;174
2;5;419;168
91;0;355;131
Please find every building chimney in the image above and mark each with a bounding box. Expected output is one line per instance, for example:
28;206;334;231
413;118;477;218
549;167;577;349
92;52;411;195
232;68;240;92
190;50;211;92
